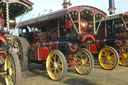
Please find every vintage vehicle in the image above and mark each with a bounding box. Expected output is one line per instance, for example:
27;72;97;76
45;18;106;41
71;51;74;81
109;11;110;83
14;5;101;81
98;11;128;66
80;0;120;70
0;0;32;85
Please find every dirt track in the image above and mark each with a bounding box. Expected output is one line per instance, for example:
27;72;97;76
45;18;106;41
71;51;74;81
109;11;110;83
0;62;128;85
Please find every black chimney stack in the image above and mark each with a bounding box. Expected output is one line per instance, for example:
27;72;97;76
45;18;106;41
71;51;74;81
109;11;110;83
62;0;72;8
108;0;116;15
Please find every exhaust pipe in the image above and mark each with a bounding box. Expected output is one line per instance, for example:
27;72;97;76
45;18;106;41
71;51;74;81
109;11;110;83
108;0;116;15
62;0;72;8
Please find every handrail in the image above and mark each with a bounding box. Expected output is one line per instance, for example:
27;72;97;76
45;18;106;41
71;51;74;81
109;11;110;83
68;14;79;34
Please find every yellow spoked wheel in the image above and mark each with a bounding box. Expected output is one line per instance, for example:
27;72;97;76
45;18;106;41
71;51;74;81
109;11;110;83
119;46;128;66
75;48;94;75
4;52;21;85
46;50;67;81
98;46;119;70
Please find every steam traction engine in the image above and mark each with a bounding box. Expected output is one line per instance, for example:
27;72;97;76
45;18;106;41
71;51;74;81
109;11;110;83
61;5;120;70
99;12;128;66
0;0;32;85
16;5;97;81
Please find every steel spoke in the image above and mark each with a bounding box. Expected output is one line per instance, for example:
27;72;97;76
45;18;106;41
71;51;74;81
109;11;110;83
56;68;62;73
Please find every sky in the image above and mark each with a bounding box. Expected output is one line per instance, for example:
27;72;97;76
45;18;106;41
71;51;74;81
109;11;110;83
16;0;128;22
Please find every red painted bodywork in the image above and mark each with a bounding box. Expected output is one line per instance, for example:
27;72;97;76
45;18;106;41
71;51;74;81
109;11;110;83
0;12;4;29
82;34;96;43
29;41;79;61
69;43;78;52
0;13;7;45
81;34;98;53
38;47;49;60
30;41;59;61
65;20;72;29
74;19;89;32
30;43;49;61
125;19;128;24
67;55;74;67
89;44;98;53
0;14;6;60
0;35;7;44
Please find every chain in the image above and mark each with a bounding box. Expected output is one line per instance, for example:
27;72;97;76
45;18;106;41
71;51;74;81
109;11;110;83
6;2;10;32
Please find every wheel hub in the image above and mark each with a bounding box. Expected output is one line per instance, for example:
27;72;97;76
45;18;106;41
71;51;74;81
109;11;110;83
54;62;58;69
123;53;127;58
82;59;86;65
107;56;111;60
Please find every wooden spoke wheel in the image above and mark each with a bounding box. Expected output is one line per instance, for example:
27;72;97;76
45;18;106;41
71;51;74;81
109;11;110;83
98;46;119;70
74;48;94;75
119;46;128;66
4;52;21;85
46;50;67;81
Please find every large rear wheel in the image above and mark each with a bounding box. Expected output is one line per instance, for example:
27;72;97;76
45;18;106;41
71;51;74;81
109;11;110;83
46;50;67;81
4;52;21;85
98;46;119;70
74;48;94;75
119;46;128;66
15;37;30;71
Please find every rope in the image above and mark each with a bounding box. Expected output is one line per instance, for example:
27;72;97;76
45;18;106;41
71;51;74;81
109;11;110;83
6;2;10;32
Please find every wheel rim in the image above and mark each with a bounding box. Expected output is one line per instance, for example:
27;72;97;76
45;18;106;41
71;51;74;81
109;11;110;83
46;51;64;80
119;46;128;66
4;54;16;85
99;48;117;70
75;49;92;74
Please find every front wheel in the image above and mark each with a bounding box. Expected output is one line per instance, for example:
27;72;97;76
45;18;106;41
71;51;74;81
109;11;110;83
4;52;21;85
74;48;94;75
46;50;67;81
119;45;128;66
98;46;119;70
